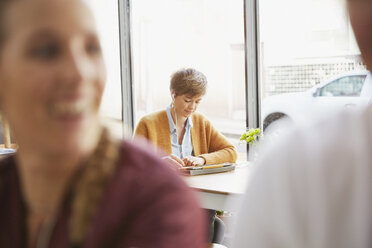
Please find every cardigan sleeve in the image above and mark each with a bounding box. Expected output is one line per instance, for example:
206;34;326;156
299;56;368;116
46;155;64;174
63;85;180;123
133;117;149;140
198;118;237;165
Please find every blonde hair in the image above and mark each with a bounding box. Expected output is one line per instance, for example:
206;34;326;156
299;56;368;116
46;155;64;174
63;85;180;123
170;68;207;97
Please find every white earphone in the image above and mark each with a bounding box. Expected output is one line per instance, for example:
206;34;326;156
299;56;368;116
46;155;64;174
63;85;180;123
171;93;177;127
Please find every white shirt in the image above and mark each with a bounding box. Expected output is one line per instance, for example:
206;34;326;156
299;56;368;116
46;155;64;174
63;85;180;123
166;104;193;158
233;73;372;248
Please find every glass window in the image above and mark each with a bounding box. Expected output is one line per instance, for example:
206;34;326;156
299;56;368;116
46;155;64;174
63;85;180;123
319;75;366;97
85;0;123;137
131;0;247;160
259;0;366;135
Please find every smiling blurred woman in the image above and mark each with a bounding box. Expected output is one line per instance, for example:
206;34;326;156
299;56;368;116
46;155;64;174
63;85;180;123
0;0;206;247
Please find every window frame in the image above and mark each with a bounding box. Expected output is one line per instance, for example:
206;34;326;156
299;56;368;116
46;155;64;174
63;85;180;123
244;0;261;154
118;0;135;138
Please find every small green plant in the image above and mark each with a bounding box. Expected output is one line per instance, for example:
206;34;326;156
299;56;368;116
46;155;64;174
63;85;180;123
216;210;224;216
240;128;261;145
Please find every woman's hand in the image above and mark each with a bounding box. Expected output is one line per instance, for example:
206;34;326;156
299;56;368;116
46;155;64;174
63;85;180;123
182;156;205;167
162;154;185;169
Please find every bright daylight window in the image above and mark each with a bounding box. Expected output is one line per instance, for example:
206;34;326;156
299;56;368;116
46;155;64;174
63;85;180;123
131;0;247;160
86;0;123;137
259;0;366;135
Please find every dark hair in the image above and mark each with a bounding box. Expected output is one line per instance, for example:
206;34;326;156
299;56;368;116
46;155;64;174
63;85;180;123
170;68;207;97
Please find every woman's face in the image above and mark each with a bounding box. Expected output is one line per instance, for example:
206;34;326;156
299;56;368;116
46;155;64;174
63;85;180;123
348;0;372;70
0;0;106;155
173;94;203;119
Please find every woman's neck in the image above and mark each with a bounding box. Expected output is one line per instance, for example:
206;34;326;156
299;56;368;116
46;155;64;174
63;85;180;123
171;107;187;128
16;151;82;217
15;128;102;218
16;151;87;248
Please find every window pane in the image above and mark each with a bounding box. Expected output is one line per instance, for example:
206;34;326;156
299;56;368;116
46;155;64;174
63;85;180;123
132;0;247;160
319;75;366;97
86;1;123;137
259;0;366;136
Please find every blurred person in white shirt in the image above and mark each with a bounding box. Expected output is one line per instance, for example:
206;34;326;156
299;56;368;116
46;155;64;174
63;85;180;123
232;0;372;247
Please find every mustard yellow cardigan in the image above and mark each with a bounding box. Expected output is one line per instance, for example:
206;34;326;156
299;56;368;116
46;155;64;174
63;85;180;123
134;110;237;164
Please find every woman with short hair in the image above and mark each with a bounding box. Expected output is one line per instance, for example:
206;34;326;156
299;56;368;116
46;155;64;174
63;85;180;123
134;68;237;168
134;68;237;243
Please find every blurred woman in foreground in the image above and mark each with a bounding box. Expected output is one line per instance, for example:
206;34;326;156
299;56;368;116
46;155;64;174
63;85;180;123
0;0;205;247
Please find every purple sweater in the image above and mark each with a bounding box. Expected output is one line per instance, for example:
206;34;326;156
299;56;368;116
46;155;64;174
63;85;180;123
0;140;206;248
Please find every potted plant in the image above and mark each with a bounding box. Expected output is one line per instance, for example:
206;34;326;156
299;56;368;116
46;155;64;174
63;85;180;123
240;128;262;161
240;128;261;145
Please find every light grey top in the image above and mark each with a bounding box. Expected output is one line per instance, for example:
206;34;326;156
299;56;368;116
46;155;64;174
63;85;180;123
166;104;193;159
